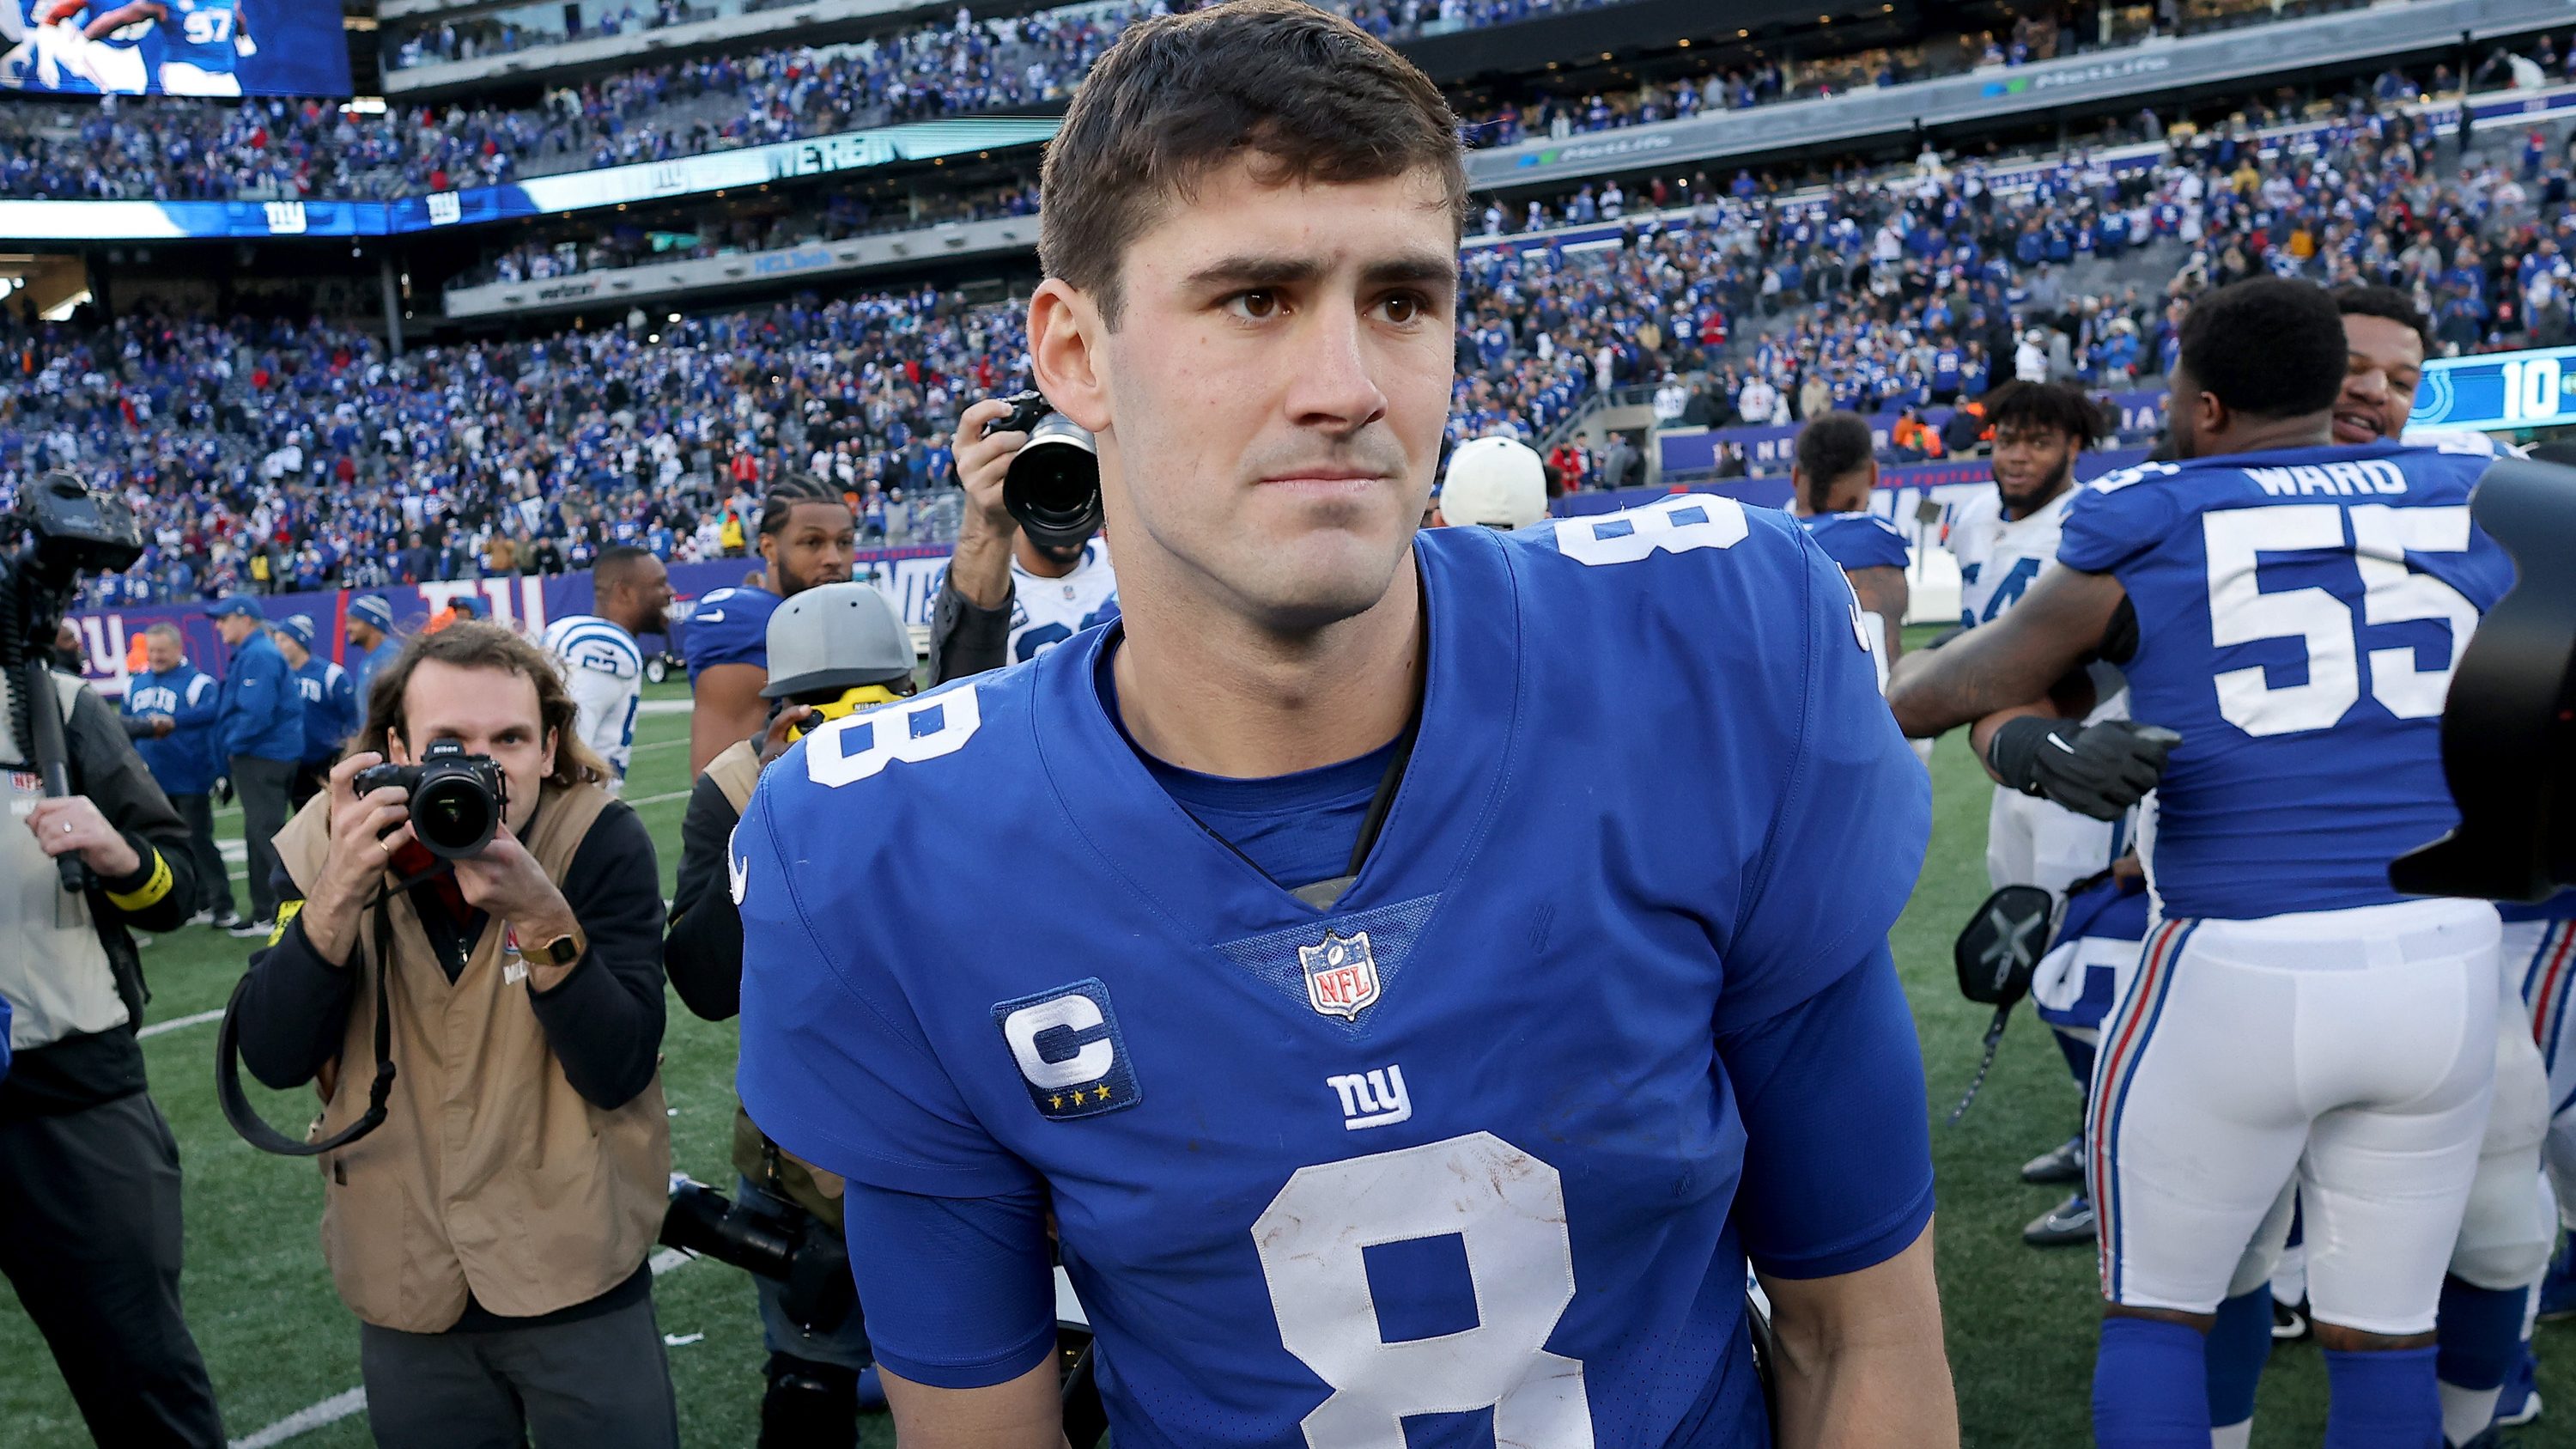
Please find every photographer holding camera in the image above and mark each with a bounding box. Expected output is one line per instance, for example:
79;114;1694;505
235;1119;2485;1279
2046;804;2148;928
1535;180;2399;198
664;581;917;1446
231;620;677;1449
0;480;223;1446
933;393;1119;682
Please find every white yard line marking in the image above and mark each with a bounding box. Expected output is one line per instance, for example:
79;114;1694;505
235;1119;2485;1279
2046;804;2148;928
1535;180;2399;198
228;1388;366;1449
137;1008;226;1039
228;1251;703;1447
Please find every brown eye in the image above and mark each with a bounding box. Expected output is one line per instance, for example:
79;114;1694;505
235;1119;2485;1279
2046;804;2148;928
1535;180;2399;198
1382;295;1421;325
1229;291;1279;320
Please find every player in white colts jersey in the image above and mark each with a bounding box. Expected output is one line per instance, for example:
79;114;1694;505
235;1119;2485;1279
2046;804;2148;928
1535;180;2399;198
541;545;672;795
933;398;1121;682
1893;279;2512;1449
1943;381;2137;1246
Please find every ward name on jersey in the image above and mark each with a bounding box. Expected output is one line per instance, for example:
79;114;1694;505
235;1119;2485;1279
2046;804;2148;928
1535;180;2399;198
2056;440;2512;920
735;499;1935;1447
1005;539;1120;663
542;613;643;784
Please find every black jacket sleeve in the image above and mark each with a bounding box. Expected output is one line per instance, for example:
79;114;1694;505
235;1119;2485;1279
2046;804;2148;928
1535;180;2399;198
234;888;356;1092
527;801;667;1110
663;774;744;1022
68;685;197;935
930;567;1013;685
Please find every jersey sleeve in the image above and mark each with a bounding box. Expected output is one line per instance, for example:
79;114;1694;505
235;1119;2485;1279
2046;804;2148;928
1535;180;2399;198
1720;944;1935;1279
683;590;768;679
2057;467;2183;575
563;666;631;773
734;764;1042;1199
1715;535;1932;1032
1814;514;1911;572
836;1178;1059;1390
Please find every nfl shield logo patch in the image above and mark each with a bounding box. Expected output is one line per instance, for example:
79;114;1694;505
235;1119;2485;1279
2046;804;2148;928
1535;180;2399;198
1298;930;1382;1020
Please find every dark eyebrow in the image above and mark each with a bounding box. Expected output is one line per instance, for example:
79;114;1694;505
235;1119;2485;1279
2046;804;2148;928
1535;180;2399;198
1182;251;1459;295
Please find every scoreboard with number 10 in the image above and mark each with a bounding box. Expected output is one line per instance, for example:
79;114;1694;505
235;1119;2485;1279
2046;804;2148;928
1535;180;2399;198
2410;343;2576;432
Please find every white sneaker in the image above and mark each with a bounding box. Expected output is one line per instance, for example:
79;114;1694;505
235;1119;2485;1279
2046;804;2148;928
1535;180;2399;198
186;908;217;926
228;918;276;939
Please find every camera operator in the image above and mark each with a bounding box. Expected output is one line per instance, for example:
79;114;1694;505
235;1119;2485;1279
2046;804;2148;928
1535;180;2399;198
120;621;237;928
206;595;301;939
665;581;916;1446
231;620;677;1449
683;474;856;775
0;627;223;1446
932;397;1119;682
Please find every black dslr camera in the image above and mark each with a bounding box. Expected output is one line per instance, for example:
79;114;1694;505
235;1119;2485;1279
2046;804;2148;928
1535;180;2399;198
3;472;144;892
982;390;1102;551
659;1176;854;1333
354;740;507;860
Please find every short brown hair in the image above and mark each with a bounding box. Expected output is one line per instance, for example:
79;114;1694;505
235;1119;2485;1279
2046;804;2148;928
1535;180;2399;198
355;621;609;789
1038;0;1467;327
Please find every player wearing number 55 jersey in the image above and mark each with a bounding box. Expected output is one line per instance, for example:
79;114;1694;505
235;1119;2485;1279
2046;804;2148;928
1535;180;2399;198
1892;279;2512;1449
736;8;1955;1448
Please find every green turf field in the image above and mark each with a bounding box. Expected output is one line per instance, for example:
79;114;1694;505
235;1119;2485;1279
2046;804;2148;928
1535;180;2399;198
0;669;2562;1447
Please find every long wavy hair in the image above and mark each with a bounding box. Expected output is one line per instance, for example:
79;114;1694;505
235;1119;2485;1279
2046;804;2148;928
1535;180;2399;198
352;620;609;788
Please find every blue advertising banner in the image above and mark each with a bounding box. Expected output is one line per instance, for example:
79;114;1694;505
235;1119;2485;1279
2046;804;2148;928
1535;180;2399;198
2412;343;2576;432
67;545;954;692
0;0;350;99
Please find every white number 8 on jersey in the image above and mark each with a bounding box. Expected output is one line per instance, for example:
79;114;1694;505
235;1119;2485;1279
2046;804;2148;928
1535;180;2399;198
1252;1131;1594;1448
1551;494;1747;567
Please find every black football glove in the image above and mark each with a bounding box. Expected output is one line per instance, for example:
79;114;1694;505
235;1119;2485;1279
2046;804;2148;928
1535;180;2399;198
1986;716;2181;821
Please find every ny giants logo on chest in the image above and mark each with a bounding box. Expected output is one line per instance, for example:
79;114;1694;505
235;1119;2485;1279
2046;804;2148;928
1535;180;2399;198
1298;930;1381;1020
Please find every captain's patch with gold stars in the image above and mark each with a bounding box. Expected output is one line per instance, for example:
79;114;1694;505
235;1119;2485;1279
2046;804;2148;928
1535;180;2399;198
992;978;1142;1122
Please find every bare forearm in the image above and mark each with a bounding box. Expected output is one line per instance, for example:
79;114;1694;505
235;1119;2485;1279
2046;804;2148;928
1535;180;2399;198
947;508;1016;611
1763;1227;1959;1449
884;1359;1067;1449
1887;570;2123;737
1966;703;2055;785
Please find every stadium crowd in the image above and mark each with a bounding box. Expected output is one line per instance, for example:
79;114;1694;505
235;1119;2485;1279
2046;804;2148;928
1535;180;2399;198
389;0;1625;70
0;0;2442;201
4;292;1001;607
457;177;1041;289
3;44;2572;606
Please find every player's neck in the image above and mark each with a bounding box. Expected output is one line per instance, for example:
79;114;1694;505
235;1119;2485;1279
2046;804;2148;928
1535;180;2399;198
1110;552;1424;781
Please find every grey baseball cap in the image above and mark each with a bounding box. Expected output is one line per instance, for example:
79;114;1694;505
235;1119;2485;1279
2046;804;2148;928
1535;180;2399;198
762;582;914;697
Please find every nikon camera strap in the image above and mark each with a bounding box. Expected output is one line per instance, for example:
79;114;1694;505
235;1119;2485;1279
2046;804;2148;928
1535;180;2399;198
216;875;426;1158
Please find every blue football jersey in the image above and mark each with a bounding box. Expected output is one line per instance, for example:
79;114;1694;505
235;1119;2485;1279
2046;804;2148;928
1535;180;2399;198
735;498;1931;1448
2057;441;2511;920
1796;511;1911;572
161;0;239;70
682;583;779;682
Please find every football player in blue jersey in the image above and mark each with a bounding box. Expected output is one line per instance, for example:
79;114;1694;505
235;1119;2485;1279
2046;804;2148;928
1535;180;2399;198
683;472;854;774
1891;278;2513;1449
1786;411;1909;674
733;5;1956;1446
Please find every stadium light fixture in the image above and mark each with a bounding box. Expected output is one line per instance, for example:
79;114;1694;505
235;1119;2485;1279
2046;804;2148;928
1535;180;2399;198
668;313;681;322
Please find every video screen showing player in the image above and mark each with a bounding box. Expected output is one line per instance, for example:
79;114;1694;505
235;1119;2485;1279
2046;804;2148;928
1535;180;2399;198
0;0;340;96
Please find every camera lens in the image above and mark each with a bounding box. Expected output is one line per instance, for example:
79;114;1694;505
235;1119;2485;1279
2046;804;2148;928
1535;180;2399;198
1003;414;1103;548
412;775;497;858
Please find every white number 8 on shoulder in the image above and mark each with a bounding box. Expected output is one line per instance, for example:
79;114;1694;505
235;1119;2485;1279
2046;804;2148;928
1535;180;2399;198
1552;494;1747;567
804;687;981;787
